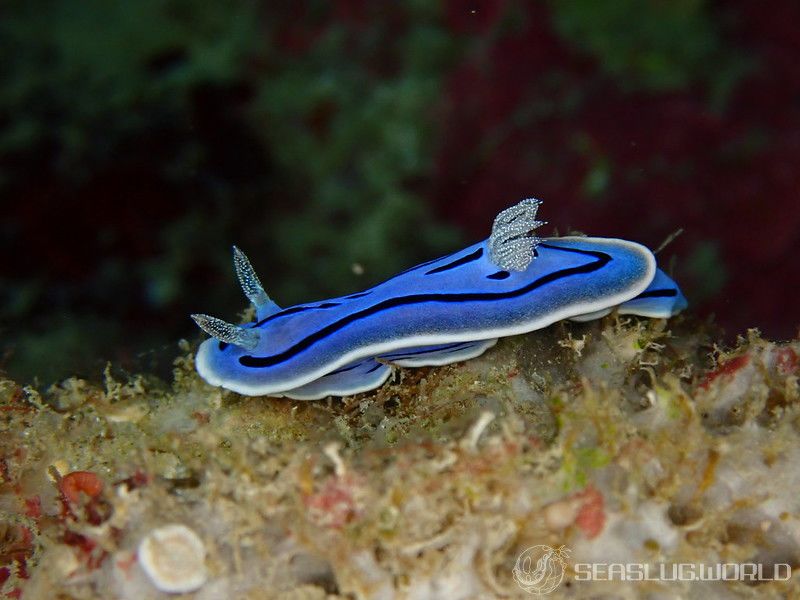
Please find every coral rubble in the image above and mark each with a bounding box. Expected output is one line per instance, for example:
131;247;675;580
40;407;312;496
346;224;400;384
1;317;798;598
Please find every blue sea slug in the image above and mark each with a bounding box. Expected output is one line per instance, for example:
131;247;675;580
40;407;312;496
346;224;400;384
192;199;686;399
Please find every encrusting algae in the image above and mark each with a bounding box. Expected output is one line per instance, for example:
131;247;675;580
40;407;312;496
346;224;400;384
1;315;799;598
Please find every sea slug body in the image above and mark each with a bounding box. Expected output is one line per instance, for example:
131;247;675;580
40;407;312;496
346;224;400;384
192;199;686;399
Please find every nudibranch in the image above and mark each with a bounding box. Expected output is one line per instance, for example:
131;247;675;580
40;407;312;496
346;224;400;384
192;199;687;399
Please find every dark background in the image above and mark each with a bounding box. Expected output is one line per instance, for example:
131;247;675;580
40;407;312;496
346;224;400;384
1;0;797;385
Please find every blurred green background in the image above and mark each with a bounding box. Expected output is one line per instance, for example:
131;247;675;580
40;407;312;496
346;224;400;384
1;0;797;384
